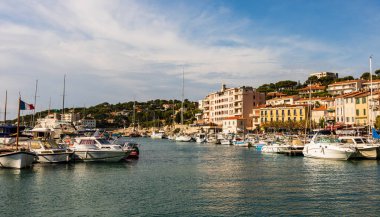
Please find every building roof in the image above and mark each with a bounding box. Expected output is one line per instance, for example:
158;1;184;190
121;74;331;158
312;106;327;111
266;92;287;97
224;116;244;120
335;91;362;98
260;104;308;109
267;95;299;101
363;79;380;84
328;79;365;86
296;97;333;102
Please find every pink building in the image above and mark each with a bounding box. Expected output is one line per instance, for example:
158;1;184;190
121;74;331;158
199;84;265;128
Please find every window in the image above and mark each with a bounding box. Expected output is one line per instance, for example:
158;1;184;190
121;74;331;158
363;109;366;115
261;111;264;116
265;111;267;115
362;97;366;104
270;110;273;116
276;110;279;115
270;118;273;122
294;117;296;121
294;110;296;115
356;98;360;104
352;117;354;122
288;117;291;121
300;117;303;121
356;109;359;116
287;110;290;115
346;117;349;122
282;110;284;115
300;109;303;115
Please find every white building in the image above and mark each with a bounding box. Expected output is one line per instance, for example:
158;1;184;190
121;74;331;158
266;95;300;106
310;71;338;79
79;119;96;128
222;116;245;134
327;80;365;96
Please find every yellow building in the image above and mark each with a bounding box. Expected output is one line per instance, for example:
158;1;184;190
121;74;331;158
354;92;369;126
258;104;309;124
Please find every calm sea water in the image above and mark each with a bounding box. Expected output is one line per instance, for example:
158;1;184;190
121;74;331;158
1;138;380;216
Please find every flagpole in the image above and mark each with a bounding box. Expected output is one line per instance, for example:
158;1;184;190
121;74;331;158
16;95;21;151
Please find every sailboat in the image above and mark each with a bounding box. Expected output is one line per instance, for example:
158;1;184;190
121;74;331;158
151;111;164;139
175;67;192;142
0;96;36;169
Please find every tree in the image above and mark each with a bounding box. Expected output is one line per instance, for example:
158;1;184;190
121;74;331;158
304;75;319;85
375;69;380;76
375;115;380;129
360;72;371;80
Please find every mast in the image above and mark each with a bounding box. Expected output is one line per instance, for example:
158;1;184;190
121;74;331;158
32;79;38;127
133;100;136;131
181;67;184;126
16;95;21;150
369;55;373;134
3;90;7;125
62;74;66;117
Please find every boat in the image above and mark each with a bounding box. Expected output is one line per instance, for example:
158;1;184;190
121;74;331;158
303;133;356;160
71;136;126;162
175;134;192;142
339;136;378;159
29;128;73;163
151;131;164;139
195;133;206;143
0;149;36;169
111;137;138;159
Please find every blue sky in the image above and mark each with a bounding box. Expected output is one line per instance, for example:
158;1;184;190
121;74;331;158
0;0;379;117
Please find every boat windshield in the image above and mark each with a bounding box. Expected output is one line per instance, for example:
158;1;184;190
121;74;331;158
96;139;111;145
316;136;340;143
354;138;364;144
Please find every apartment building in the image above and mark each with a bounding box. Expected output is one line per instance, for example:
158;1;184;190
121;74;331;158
199;84;265;127
354;92;370;126
222;116;245;134
310;71;338;79
257;104;308;124
363;80;380;91
298;85;325;97
295;97;333;107
266;95;300;106
327;80;365;96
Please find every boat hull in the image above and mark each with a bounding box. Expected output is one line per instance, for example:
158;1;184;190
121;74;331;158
303;146;355;160
73;150;126;162
354;147;378;160
0;151;36;169
36;152;73;163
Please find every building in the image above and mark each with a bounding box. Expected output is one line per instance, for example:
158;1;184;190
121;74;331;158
266;95;300;106
298;85;325;97
295;97;333;107
311;106;328;125
363;80;380;91
257;104;309;124
199;84;265;127
78;119;97;128
61;113;81;122
310;71;338;79
222;116;245;134
354;92;369;126
327;80;365;96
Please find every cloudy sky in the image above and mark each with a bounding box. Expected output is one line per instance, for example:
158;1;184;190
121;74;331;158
1;0;380;117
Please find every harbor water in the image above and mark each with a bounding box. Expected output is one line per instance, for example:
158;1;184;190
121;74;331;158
1;138;380;216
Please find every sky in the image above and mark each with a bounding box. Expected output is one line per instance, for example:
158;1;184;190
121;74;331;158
0;0;380;118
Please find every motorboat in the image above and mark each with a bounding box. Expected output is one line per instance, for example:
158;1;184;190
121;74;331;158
175;134;192;142
339;136;378;159
0;149;36;169
195;133;206;143
29;128;73;163
71;137;126;162
151;131;164;139
303;134;356;160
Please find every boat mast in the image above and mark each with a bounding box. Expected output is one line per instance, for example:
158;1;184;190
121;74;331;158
16;95;21;150
181;66;184;126
369;55;373;135
3;90;7;125
62;74;66;117
32;79;38;127
133;100;136;132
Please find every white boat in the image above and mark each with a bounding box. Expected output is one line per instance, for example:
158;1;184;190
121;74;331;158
261;142;287;153
195;133;206;143
303;134;356;160
339;136;378;159
71;137;126;162
232;139;251;147
151;131;164;139
175;134;192;142
0;150;36;169
220;139;232;145
29;128;73;163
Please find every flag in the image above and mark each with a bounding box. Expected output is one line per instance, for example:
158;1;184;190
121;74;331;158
20;100;35;110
